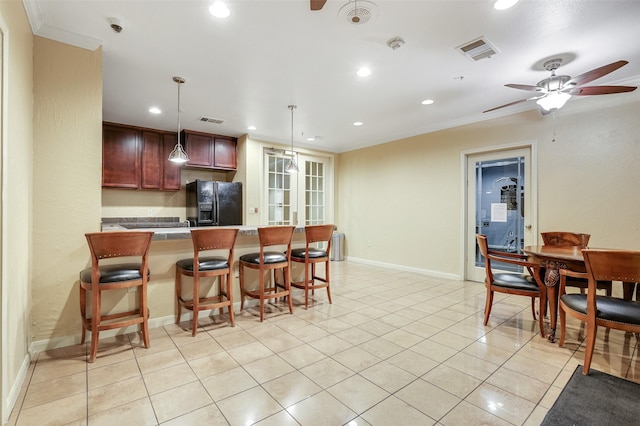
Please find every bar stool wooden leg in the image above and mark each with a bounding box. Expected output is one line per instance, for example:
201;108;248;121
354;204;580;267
141;284;150;348
239;264;246;312
80;284;87;344
175;267;183;324
192;275;199;337
90;287;101;363
225;274;235;326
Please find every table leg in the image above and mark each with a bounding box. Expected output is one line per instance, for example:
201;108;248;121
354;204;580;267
540;260;567;343
547;284;559;343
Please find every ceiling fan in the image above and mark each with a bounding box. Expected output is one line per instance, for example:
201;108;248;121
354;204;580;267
483;59;637;113
311;0;327;10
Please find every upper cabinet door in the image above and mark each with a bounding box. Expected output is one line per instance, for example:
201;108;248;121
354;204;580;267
214;137;237;170
163;133;182;191
140;130;163;189
183;131;214;167
102;124;140;188
181;129;237;171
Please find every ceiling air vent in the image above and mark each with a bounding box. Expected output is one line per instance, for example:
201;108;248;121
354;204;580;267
198;116;225;124
456;37;499;62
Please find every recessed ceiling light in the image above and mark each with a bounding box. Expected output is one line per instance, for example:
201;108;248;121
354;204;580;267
353;121;363;126
209;1;231;18
306;137;315;142
149;107;161;114
494;0;519;10
357;67;371;77
421;99;434;105
247;125;256;131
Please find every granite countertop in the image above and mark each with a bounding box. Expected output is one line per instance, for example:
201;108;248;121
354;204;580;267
101;217;304;240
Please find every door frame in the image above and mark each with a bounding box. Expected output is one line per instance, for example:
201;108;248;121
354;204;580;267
460;140;539;281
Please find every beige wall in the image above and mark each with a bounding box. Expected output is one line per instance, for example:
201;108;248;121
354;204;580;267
337;95;640;277
32;38;102;343
1;1;34;421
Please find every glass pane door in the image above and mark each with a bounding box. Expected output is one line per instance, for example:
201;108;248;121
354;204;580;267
466;146;535;282
474;157;525;272
266;155;293;225
264;150;332;226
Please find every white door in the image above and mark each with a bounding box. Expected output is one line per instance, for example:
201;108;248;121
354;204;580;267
465;146;537;282
264;150;332;226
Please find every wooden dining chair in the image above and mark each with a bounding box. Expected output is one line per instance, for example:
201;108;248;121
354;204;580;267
289;224;334;309
79;231;154;362
542;231;612;296
559;249;640;375
175;228;239;336
541;232;591;248
476;234;546;337
239;226;295;321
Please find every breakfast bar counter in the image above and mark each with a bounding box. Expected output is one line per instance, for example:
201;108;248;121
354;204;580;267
101;224;305;240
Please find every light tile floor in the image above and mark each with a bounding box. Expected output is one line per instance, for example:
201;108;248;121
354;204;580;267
8;261;640;425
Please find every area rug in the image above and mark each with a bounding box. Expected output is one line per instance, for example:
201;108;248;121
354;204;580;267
541;365;640;425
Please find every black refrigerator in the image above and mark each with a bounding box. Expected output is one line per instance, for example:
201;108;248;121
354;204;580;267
186;180;243;226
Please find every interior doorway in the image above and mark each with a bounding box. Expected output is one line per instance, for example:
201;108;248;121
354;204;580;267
464;144;537;282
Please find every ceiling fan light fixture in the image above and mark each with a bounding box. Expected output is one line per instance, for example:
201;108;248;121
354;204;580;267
536;91;571;112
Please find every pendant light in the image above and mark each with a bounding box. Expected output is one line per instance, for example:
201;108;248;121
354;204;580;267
285;105;299;174
168;76;189;163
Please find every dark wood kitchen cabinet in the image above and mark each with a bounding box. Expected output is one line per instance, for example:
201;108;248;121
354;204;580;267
102;122;181;191
162;133;182;191
102;124;140;189
182;129;237;171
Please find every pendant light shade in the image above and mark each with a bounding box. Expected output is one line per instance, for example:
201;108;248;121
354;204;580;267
168;76;189;164
285;104;299;174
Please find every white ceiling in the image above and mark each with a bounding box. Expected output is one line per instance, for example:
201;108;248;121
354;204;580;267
24;0;640;153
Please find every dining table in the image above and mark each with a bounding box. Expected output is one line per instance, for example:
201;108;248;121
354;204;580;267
523;245;637;343
522;245;587;343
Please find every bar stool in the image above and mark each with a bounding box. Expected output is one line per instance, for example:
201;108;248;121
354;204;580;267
175;228;239;336
290;224;334;309
79;231;154;363
239;226;295;322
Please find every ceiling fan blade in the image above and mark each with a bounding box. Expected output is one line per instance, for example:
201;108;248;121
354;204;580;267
483;97;535;113
565;60;629;87
567;85;637;96
505;84;544;92
310;0;327;10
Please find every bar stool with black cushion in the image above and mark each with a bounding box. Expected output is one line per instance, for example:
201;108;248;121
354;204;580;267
541;231;612;296
175;228;239;336
476;234;546;337
289;224;334;309
239;226;295;322
79;231;154;363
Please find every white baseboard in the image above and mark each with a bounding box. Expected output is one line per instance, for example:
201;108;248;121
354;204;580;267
345;256;461;281
4;353;31;425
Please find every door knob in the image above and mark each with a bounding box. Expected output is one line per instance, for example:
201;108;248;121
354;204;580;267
525;225;532;229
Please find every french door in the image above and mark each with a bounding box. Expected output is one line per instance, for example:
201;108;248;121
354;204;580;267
465;146;537;282
264;150;332;226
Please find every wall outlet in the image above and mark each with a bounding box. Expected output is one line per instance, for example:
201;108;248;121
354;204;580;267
367;240;373;247
147;209;153;216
